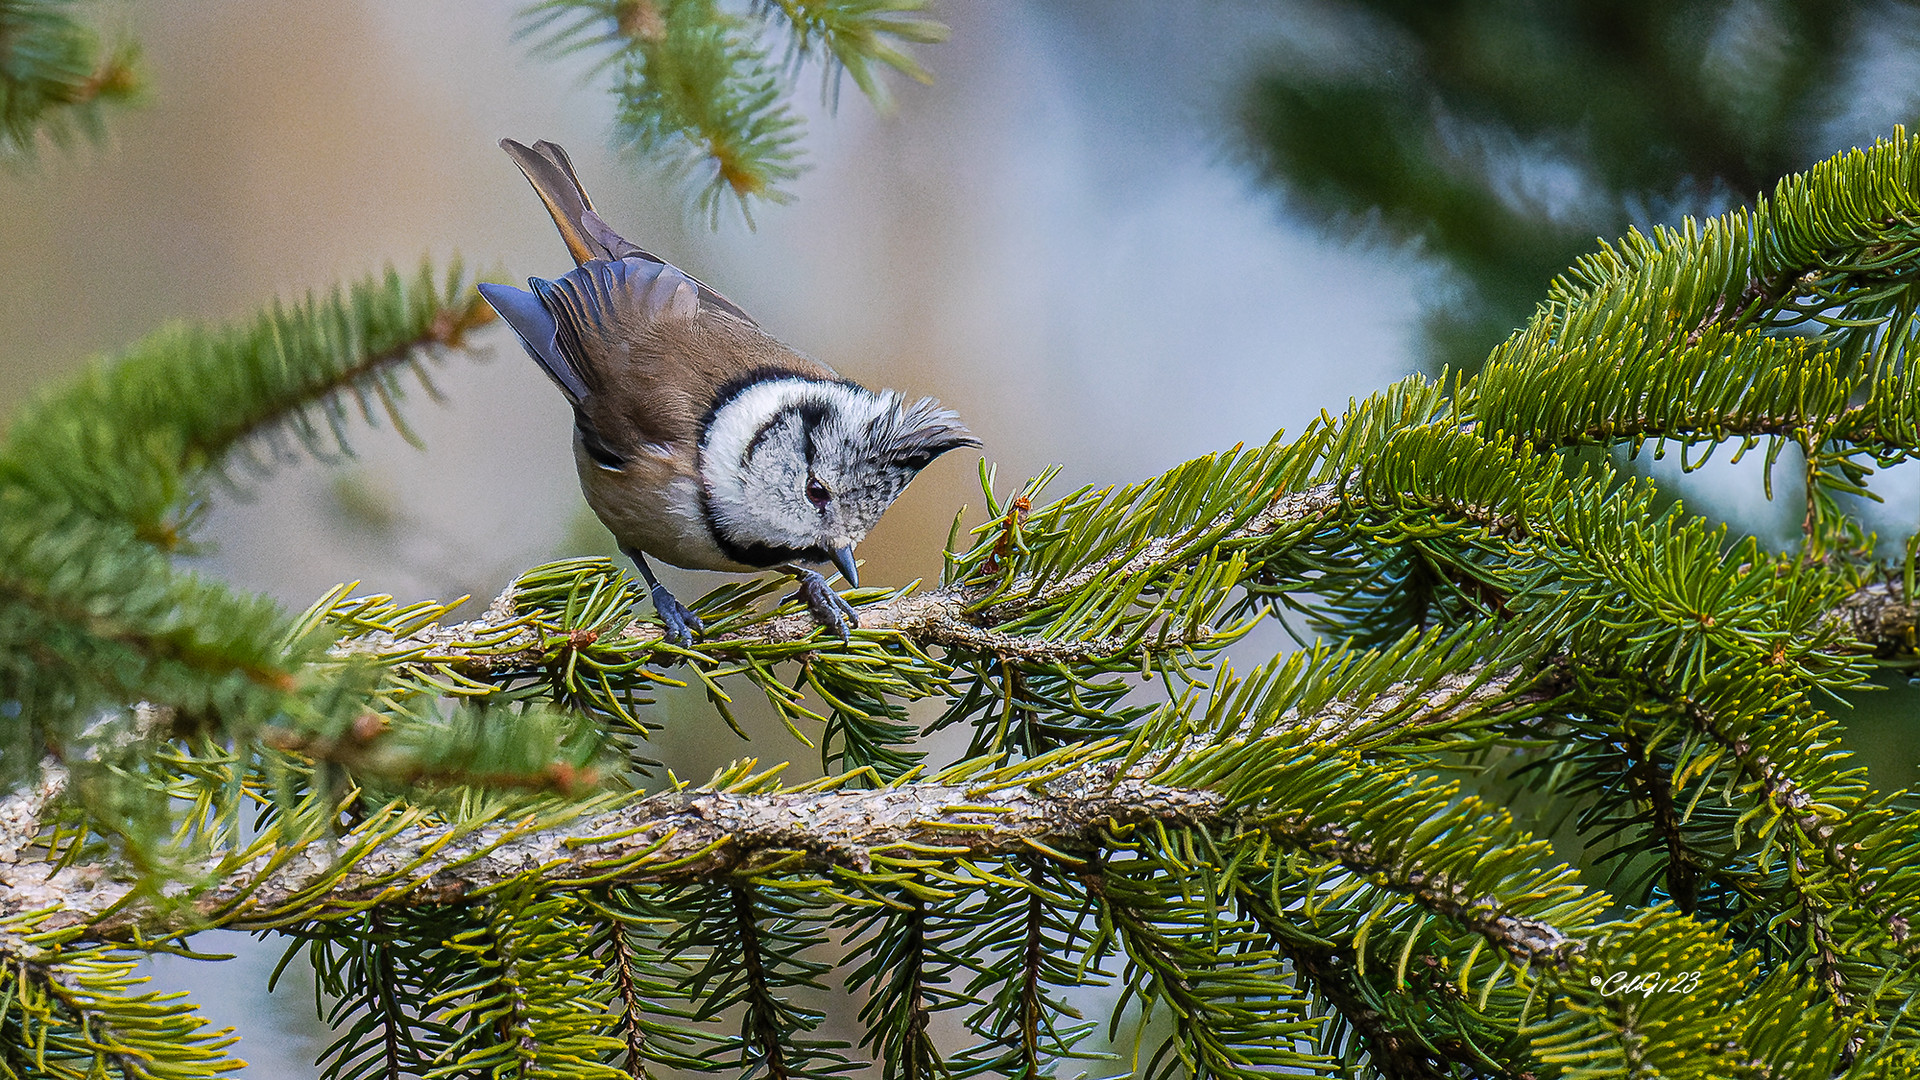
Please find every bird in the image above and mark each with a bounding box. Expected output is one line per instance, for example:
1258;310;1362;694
477;138;980;647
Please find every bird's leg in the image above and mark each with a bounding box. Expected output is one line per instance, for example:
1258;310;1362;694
626;548;704;648
784;563;860;641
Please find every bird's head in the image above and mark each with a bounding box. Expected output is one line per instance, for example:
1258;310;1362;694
698;378;979;582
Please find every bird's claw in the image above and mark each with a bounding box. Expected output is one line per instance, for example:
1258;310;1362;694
789;567;859;642
649;583;705;649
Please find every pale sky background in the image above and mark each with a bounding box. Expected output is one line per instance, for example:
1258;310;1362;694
8;0;1911;1075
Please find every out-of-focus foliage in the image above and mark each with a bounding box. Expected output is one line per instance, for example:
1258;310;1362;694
0;263;523;811
1;0;941;213
517;0;946;219
1239;0;1894;372
0;0;139;159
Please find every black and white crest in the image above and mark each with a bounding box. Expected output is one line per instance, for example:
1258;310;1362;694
866;396;980;476
698;378;980;569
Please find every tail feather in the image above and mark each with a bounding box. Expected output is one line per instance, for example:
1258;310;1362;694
499;137;759;325
501;138;615;266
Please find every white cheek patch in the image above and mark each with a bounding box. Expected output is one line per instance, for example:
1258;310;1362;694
700;378;893;551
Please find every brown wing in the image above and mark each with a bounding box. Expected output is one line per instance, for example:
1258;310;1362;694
531;258;838;458
500;138;759;325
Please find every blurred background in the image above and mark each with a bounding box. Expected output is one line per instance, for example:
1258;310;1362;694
6;0;1920;1073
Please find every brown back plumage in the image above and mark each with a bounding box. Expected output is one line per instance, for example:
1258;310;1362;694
499;138;613;265
552;266;838;456
493;139;839;459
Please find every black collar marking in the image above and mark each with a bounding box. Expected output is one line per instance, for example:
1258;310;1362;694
696;367;852;449
711;536;832;569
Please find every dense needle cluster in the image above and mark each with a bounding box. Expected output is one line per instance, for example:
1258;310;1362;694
516;0;946;218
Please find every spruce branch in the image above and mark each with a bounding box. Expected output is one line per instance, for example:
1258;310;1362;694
1236;887;1526;1079
0;662;1555;949
516;0;944;217
1682;696;1866;895
580;889;726;1076
298;905;500;1079
1827;580;1920;656
1671;682;1897;1020
1013;889;1048;1076
656;877;849;1080
841;886;956;1080
0;758;62;866
1466;131;1920;532
0;261;496;543
0;939;244;1078
731;884;797;1080
0;494;303;795
947;861;1106;1080
427;890;627;1078
335;479;1350;668
606;917;655;1070
1092;853;1326;1080
0;764;1228;937
0;261;599;860
767;0;947;106
1238;808;1578;968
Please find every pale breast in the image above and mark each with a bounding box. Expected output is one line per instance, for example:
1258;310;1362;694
574;443;755;573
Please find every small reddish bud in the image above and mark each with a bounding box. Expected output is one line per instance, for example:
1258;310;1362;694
351;713;387;742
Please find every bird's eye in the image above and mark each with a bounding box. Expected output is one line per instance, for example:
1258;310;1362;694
805;477;831;509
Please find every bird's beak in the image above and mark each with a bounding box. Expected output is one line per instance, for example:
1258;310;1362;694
831;545;860;588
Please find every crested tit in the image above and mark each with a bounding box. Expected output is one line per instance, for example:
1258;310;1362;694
478;139;979;646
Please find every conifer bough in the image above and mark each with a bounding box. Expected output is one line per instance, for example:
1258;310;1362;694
13;135;1920;1077
516;0;947;217
0;0;141;159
